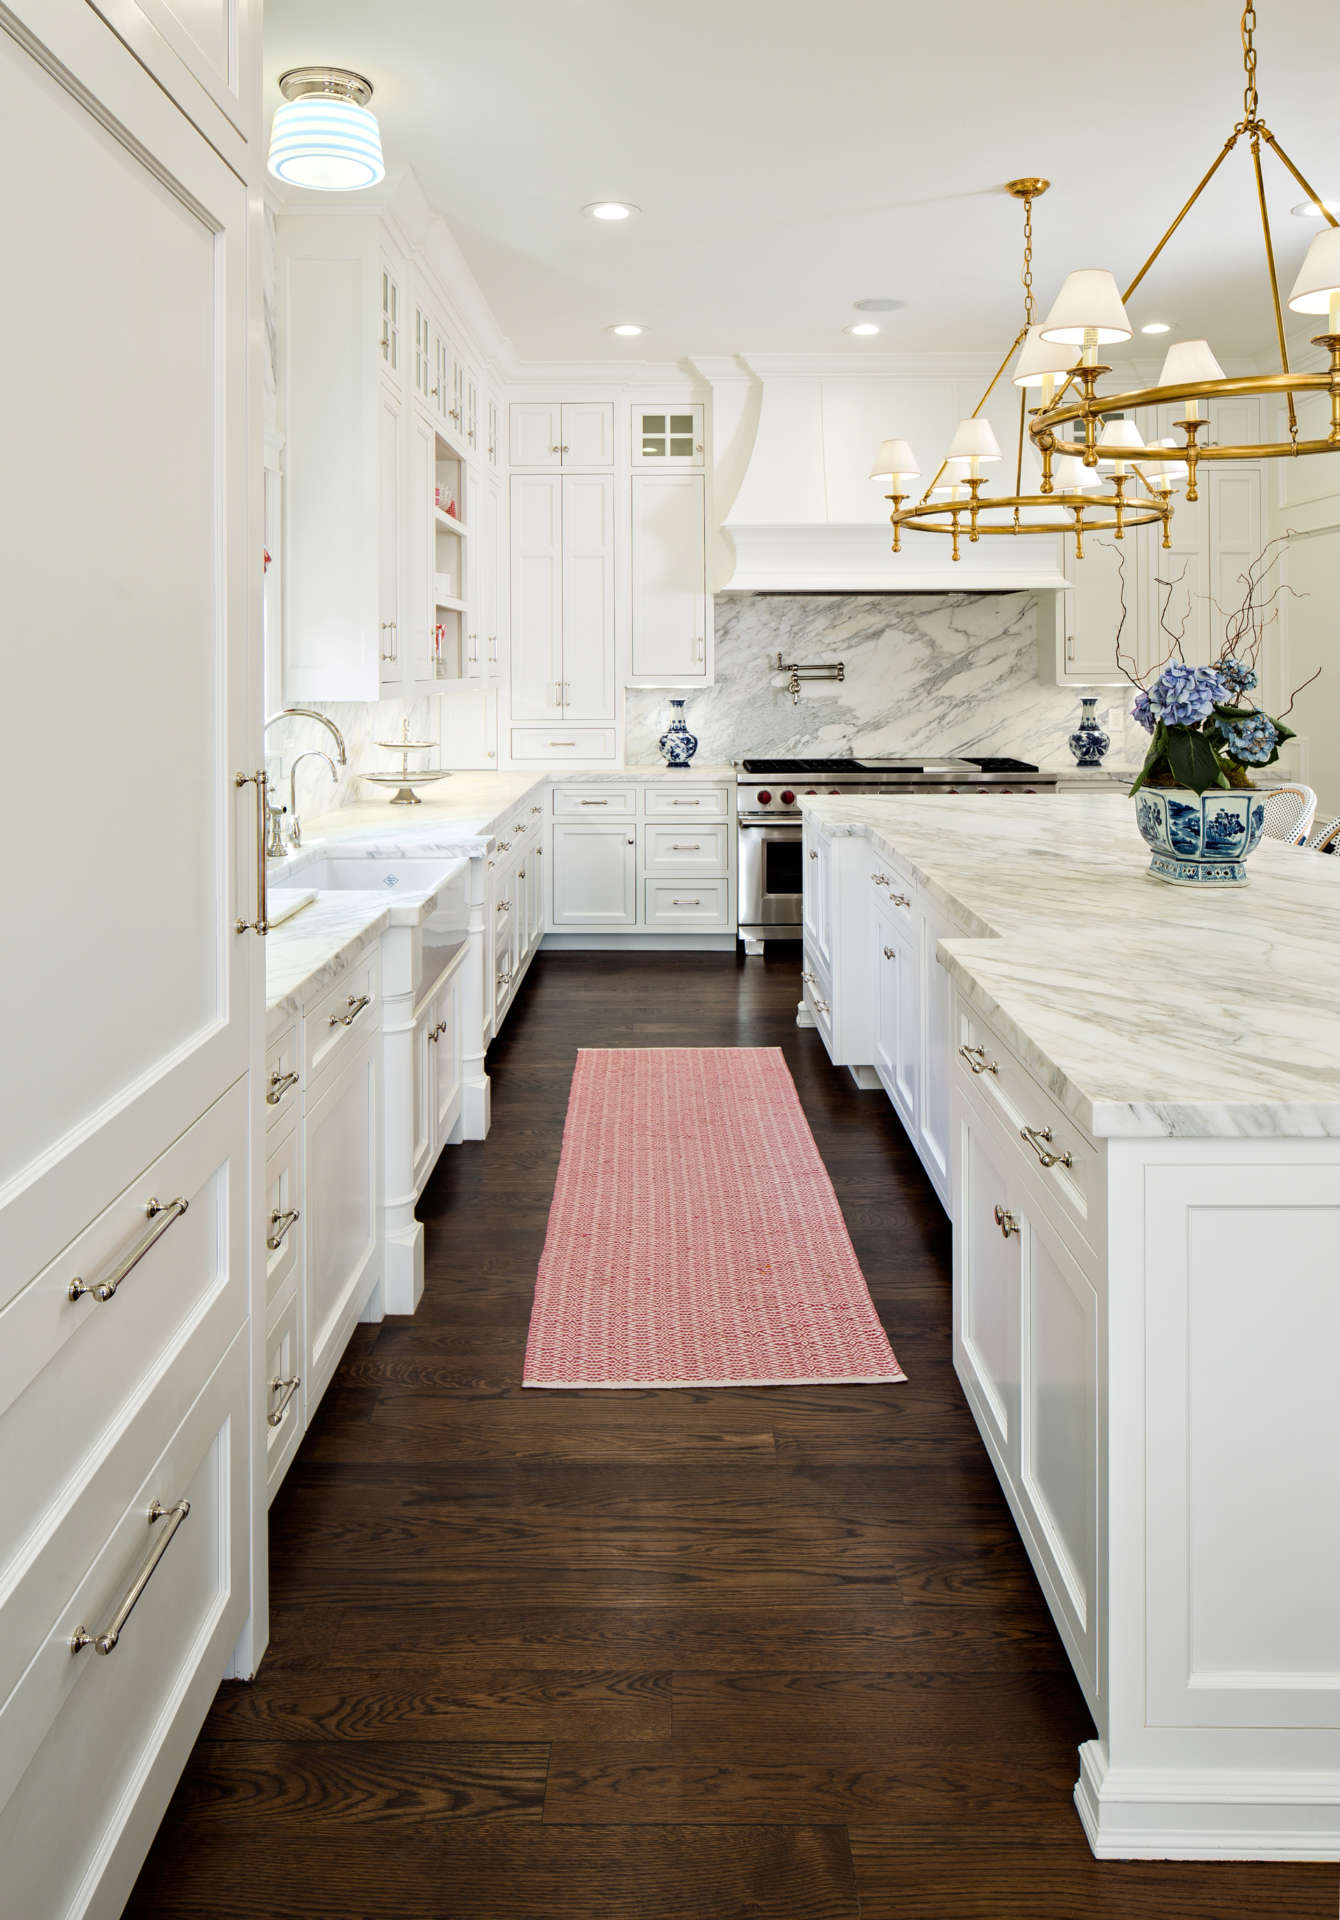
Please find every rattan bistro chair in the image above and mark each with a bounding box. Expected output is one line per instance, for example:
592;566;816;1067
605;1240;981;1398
1261;784;1318;846
1307;814;1340;855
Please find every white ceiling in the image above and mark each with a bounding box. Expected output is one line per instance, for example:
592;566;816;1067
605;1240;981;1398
264;0;1340;366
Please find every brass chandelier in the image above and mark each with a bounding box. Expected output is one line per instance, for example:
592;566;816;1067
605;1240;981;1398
1029;1;1340;504
875;180;1173;560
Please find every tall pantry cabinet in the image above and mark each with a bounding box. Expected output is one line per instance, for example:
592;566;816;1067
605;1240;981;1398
2;2;265;1915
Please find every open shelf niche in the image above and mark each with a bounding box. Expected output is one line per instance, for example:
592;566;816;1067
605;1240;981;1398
432;435;467;680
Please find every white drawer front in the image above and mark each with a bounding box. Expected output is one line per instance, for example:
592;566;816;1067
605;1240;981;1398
263;1126;302;1315
0;1328;248;1920
955;1005;1103;1246
510;727;616;762
303;946;380;1100
263;1019;300;1138
0;1084;247;1609
644;785;729;819
553;786;638;817
643;878;731;930
801;942;835;1055
643;822;729;873
264;1290;304;1502
869;864;915;931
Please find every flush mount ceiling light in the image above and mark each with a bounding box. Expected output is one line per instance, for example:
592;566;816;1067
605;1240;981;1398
583;201;639;221
844;321;881;336
607;323;644;336
1293;197;1340;218
1140;321;1172;334
876;180;1172;560
267;68;385;191
1030;2;1340;507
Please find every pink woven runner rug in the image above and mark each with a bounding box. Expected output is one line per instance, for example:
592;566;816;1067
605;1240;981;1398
523;1048;905;1389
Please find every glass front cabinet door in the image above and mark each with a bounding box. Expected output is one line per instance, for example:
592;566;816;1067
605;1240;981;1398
632;404;704;465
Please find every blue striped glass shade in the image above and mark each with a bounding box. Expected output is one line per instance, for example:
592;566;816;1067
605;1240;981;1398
268;96;385;191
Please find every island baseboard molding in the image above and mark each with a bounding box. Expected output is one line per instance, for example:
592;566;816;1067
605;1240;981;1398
1075;1743;1340;1861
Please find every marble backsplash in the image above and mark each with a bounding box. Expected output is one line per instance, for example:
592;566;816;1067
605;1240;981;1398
623;592;1146;770
268;697;441;826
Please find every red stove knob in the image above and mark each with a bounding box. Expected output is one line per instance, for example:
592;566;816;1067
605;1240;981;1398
829;787;841;795
757;790;772;805
781;789;796;805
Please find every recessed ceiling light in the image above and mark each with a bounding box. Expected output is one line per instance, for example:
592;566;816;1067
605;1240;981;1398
1292;197;1340;219
844;321;881;336
1140;321;1172;334
607;322;644;336
583;201;639;221
853;297;904;313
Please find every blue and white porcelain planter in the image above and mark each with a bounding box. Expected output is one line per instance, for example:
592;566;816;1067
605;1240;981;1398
1133;786;1267;886
658;699;699;769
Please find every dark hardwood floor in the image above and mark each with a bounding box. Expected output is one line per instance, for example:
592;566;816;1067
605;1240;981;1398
126;952;1335;1919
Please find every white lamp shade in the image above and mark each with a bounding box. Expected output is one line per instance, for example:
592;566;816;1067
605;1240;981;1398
1011;325;1079;388
927;460;970;499
1039;268;1132;345
869;438;921;481
1098;418;1145;453
268;94;386;190
945;418;1002;463
1146;435;1187;488
1051;455;1102;492
1156;338;1225;387
1287;225;1340;314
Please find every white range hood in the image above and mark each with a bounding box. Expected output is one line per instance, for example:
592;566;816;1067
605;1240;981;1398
696;353;1068;594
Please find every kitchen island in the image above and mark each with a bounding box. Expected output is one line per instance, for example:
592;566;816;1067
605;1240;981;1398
800;788;1340;1862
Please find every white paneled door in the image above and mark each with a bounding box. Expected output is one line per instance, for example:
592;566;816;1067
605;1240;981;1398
510;474;564;717
2;0;256;1296
631;471;708;680
561;474;616;717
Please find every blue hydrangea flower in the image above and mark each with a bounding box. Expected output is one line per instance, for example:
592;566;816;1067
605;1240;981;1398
1147;661;1227;728
1221;711;1278;765
1216;655;1259;699
1131;688;1155;734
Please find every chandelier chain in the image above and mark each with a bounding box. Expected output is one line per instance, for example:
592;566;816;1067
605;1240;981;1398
1021;193;1034;325
1241;1;1259;123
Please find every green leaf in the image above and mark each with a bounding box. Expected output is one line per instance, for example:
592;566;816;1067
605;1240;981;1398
1164;725;1229;794
1128;723;1166;798
1273;718;1296;743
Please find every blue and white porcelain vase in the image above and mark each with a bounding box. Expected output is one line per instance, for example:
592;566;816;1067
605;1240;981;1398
1133;787;1267;886
658;699;699;770
1067;697;1110;768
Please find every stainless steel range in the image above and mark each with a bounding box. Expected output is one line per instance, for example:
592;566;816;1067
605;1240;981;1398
736;755;1056;950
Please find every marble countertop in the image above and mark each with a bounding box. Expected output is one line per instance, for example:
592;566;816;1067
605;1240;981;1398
802;790;1340;1140
266;893;392;1031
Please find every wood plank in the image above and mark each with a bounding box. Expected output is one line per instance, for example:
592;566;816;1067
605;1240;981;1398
164;1740;548;1825
203;1668;672;1743
125;1824;861;1919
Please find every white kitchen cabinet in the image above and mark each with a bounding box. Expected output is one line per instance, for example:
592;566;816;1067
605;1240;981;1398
263;1292;304;1501
4;2;262;1904
510;400;615;468
1052;532;1131;686
486;395;501;467
378;389;404;691
470;474;505;682
633;404;705;465
510;472;616;721
919;902;954;1203
630;472;710;682
872;907;917;1134
441;686;499;768
954;1095;1023;1467
551;823;639;927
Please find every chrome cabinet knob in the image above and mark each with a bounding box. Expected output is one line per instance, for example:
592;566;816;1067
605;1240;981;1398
958;1043;998;1076
994;1203;1021;1238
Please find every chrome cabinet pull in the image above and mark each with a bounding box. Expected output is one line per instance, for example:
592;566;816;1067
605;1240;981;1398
668;798;700;806
808;848;818;860
994;1203;1021;1238
672;898;702;907
958;1043;998;1076
579;798;609;806
549;741;577;748
498;840;512;852
1021;1124;1073;1169
514;822;527;833
266;1068;299;1107
428;1019;448;1043
329;993;371;1029
234;770;270;936
266;1206;300;1251
883;945;896;960
496;897;511;911
68;1197;189;1305
70;1498;191;1655
889;892;911;909
267;1376;302;1428
496;967;512;989
872;871;890;887
671;843;701;851
530;805;542;816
